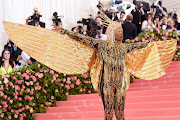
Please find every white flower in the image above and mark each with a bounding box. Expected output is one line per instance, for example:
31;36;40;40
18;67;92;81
4;78;9;84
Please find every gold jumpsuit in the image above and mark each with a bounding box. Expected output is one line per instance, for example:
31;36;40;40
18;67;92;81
63;30;149;120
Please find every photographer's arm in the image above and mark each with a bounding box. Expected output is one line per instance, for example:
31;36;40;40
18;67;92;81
127;41;149;53
159;7;167;16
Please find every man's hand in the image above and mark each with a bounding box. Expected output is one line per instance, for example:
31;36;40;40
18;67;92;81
27;59;32;65
18;55;22;60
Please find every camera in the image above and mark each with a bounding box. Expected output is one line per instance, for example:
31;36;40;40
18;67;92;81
97;1;103;9
52;12;62;26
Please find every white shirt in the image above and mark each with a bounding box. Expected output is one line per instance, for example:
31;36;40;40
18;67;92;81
141;20;155;32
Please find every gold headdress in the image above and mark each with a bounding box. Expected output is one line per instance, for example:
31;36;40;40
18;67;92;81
98;10;123;44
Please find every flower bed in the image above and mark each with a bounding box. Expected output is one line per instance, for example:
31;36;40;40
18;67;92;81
0;63;96;120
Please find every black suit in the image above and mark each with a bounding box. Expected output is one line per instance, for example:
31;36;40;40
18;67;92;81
160;24;171;30
122;21;137;42
12;47;22;66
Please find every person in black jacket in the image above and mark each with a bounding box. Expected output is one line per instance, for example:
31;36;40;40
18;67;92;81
122;14;137;43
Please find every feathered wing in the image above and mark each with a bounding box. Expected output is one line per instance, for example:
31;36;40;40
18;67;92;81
3;21;96;74
126;40;177;81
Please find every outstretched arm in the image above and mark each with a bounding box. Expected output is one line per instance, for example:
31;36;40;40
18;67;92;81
126;42;149;53
60;28;101;48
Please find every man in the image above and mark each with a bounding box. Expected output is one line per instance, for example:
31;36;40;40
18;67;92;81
152;1;167;20
161;16;171;30
119;11;126;25
108;9;119;21
122;14;137;42
131;4;146;34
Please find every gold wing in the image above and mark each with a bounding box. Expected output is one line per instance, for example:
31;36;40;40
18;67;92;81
126;40;177;80
3;21;96;74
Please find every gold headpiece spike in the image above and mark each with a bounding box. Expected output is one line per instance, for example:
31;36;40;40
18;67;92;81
98;10;112;27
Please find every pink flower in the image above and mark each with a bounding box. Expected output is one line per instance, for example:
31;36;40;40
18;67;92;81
55;89;59;92
25;105;29;109
26;82;30;86
11;109;14;113
12;76;17;80
60;83;64;87
65;85;70;90
63;78;66;82
0;113;4;118
55;74;58;78
15;110;19;114
83;74;88;78
63;73;66;76
30;81;33;85
2;108;7;112
73;76;77;81
30;91;34;95
131;40;135;42
8;115;12;119
18;80;24;85
67;77;71;81
40;104;44;108
66;92;69;96
66;80;71;84
37;64;41;68
134;38;139;41
142;38;146;42
30;108;33;113
22;85;26;89
15;85;20;91
17;72;21;75
50;70;54;74
4;78;9;84
88;90;91;94
80;88;83;92
45;102;49;106
83;88;86;92
165;32;169;37
22;113;26;117
51;96;54;99
38;73;44;78
56;78;61;82
3;95;7;99
151;34;155;39
14;114;18;118
9;100;13;104
19;103;22;107
76;79;81;85
25;75;30;80
26;88;30;92
70;84;74;88
151;29;154;32
26;70;30;74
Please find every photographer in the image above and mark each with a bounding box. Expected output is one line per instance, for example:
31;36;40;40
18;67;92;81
131;4;146;34
73;25;87;35
151;1;167;20
108;9;119;21
27;8;45;28
50;12;63;30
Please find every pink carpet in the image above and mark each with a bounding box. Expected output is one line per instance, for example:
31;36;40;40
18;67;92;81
35;61;180;120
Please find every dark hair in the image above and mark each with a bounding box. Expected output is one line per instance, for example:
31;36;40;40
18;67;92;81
0;49;14;67
120;11;126;15
154;16;159;19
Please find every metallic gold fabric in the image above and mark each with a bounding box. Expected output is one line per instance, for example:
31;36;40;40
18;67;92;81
126;40;177;80
3;21;95;74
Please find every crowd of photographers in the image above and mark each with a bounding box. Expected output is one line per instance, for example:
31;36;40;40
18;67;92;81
1;0;180;74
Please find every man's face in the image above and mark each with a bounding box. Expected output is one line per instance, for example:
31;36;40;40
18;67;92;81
115;28;123;41
95;18;101;24
163;17;168;24
120;13;125;19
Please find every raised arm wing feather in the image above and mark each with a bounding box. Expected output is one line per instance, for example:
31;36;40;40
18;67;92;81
126;40;177;80
3;21;97;74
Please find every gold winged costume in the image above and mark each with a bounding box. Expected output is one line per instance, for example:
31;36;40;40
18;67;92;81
3;11;176;120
